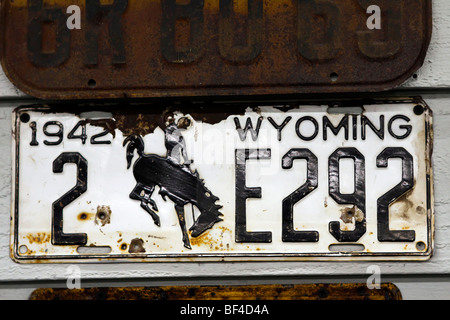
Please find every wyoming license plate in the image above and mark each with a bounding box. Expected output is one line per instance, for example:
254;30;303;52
11;100;434;262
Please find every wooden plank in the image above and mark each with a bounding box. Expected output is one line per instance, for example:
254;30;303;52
0;0;449;98
0;93;449;281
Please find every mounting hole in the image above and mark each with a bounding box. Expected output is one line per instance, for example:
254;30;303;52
88;79;97;88
77;246;111;254
416;241;426;251
330;72;339;82
79;111;113;120
413;105;424;115
20;113;30;123
328;244;365;252
19;245;28;254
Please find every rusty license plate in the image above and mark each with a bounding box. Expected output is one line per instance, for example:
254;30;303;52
11;99;434;262
0;0;432;99
29;283;403;300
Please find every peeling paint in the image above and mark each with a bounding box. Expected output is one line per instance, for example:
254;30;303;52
129;238;145;254
95;206;112;227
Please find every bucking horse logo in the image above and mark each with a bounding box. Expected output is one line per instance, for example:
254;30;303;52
123;124;223;249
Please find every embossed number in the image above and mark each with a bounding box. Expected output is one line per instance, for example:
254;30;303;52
161;0;204;64
219;0;263;62
52;152;88;245
297;0;342;61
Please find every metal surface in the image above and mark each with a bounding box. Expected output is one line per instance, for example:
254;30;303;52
11;98;434;263
0;0;432;100
28;283;402;300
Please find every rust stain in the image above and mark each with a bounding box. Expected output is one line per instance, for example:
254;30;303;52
29;283;402;300
190;226;232;251
176;116;192;130
78;212;94;221
95;205;112;227
416;205;426;215
21;102;255;138
26;233;51;244
339;206;364;224
390;191;414;221
128;238;145;253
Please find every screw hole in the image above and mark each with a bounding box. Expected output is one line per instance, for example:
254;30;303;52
413;105;424;115
88;79;97;88
416;241;426;251
77;245;112;254
19;245;28;254
20;113;30;123
329;244;365;252
330;72;339;82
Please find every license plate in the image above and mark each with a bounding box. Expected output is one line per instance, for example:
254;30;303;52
11;99;434;262
0;0;431;99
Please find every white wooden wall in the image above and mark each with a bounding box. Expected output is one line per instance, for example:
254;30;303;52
1;0;450;300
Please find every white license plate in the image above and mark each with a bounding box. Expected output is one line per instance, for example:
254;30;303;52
11;100;434;262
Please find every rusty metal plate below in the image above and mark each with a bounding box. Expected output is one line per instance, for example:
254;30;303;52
0;0;432;99
29;283;402;300
11;98;434;263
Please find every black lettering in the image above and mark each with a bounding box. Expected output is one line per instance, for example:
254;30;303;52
388;115;412;139
282;149;319;242
67;121;87;144
361;115;384;140
328;148;366;242
235;149;272;243
352;115;357;140
295;116;319;141
234;117;263;141
376;147;415;242
43;121;64;146
323;116;348;141
85;0;128;65
91;129;112;145
52;152;88;245
29;121;39;146
27;0;70;67
268;116;291;141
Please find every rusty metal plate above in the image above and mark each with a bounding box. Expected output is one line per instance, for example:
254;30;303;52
0;0;432;100
11;98;434;263
29;283;402;300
